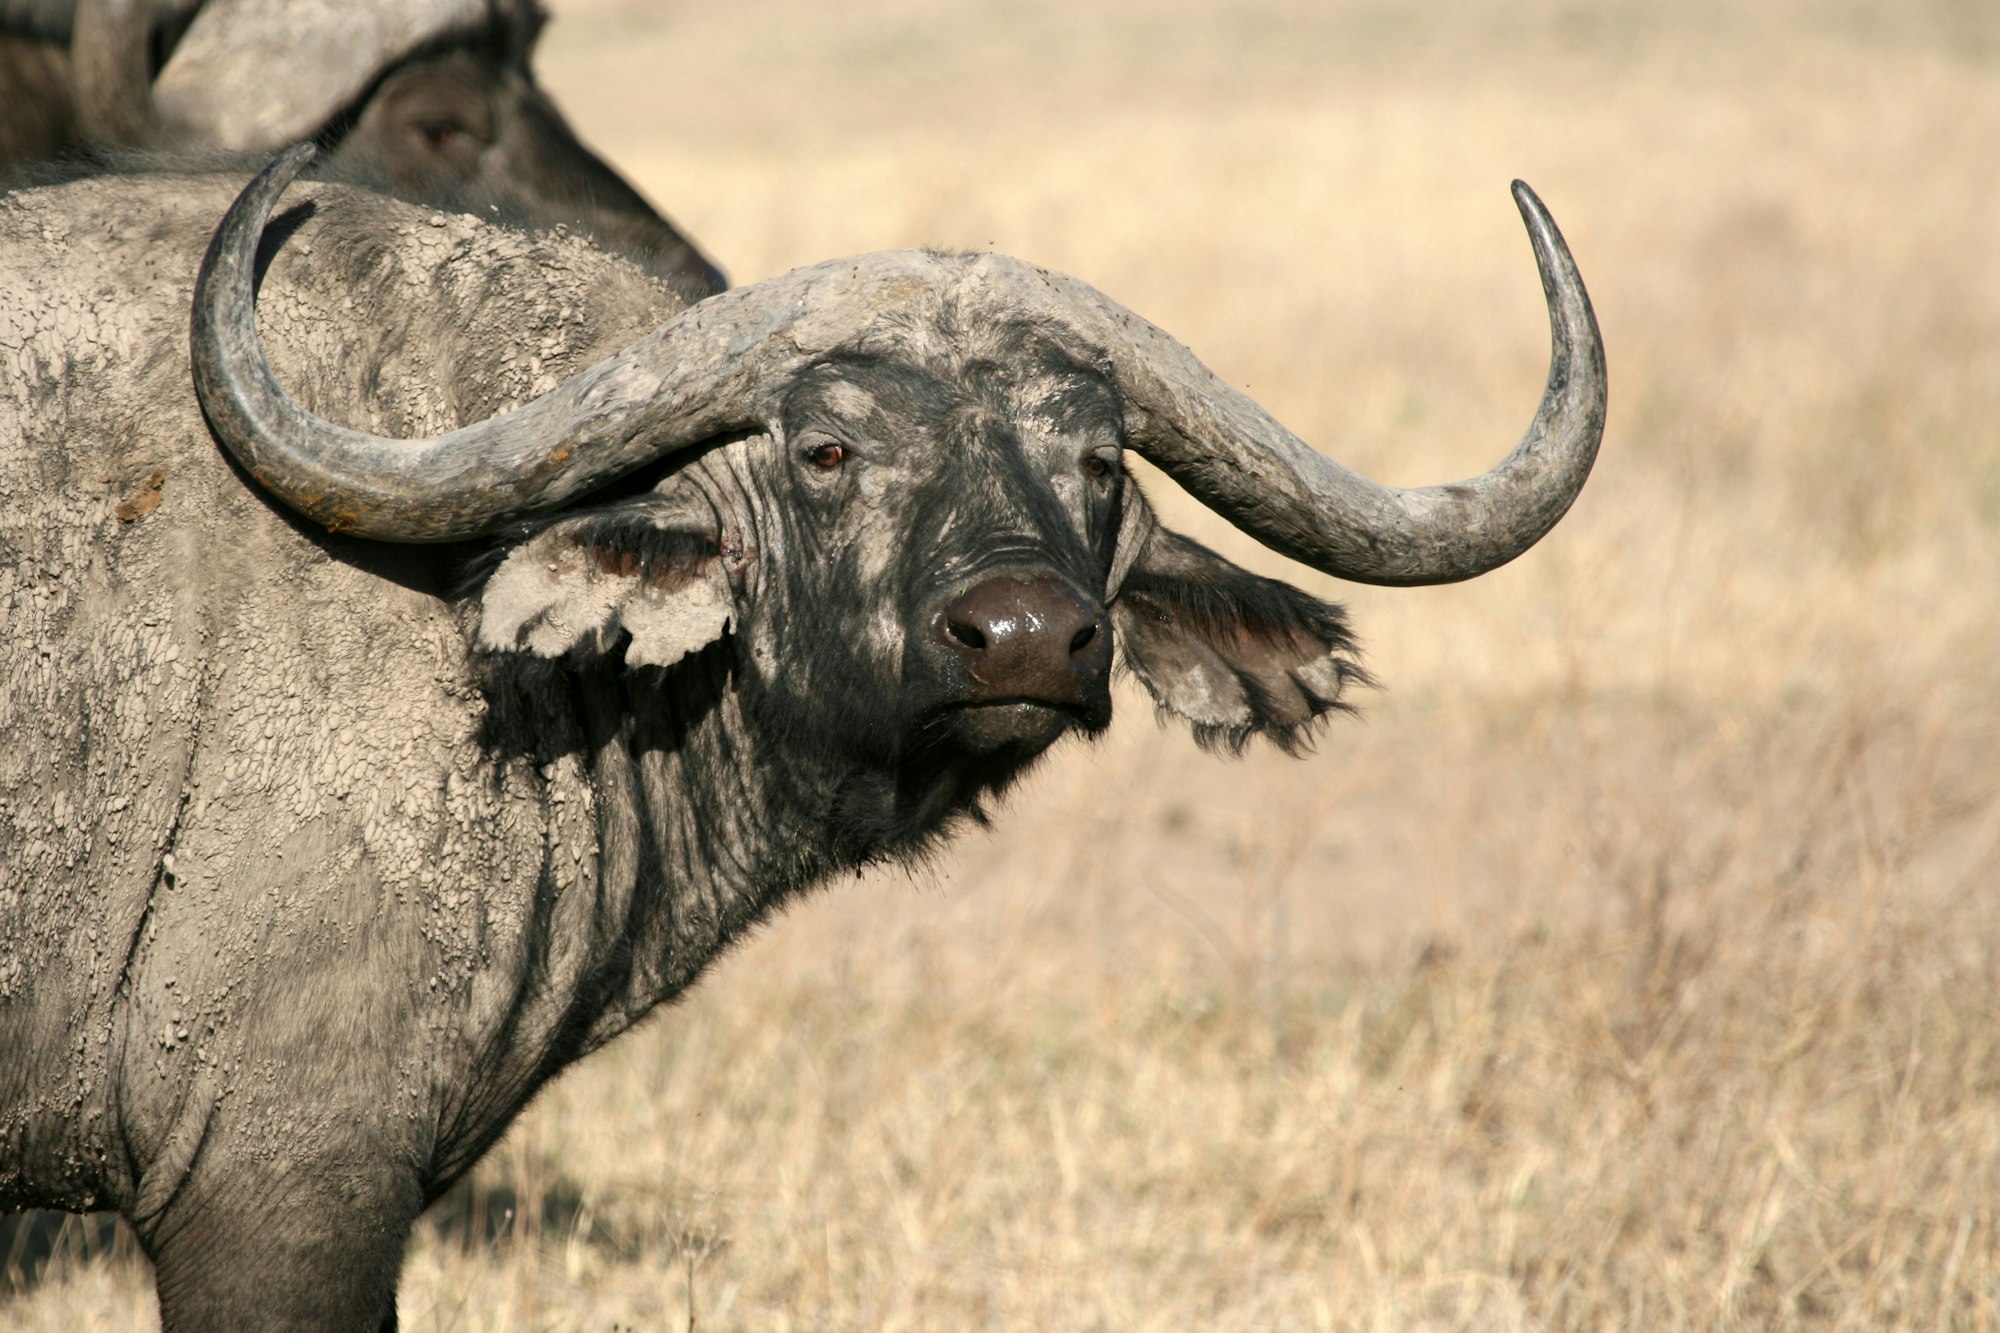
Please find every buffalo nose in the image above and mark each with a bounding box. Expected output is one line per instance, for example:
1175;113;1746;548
934;576;1111;705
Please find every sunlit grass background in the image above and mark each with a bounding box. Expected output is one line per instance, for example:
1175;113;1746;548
8;0;1999;1327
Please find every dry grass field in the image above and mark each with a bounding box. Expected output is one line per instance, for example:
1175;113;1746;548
8;0;2000;1327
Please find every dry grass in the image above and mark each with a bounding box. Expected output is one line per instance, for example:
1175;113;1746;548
9;0;2000;1327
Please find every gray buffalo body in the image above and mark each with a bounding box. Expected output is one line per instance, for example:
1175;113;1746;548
0;159;1603;1329
0;0;723;300
1;176;683;1323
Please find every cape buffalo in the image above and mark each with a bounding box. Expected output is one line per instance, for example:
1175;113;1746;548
0;147;1605;1329
0;0;724;300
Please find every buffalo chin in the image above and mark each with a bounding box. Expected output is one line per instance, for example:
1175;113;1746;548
826;699;1102;861
944;700;1086;755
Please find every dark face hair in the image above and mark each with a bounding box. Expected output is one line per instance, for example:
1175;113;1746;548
745;326;1127;830
474;309;1366;867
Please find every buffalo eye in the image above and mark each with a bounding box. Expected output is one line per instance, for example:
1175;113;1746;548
1084;455;1115;479
806;440;846;469
414;117;483;155
418;119;466;147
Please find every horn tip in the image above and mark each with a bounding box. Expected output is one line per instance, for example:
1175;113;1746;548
1509;179;1550;226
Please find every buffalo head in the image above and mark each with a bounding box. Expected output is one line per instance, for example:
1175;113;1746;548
191;145;1606;850
47;0;724;299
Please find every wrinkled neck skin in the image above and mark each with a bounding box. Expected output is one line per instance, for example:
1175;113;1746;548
453;650;801;1164
443;445;1036;1179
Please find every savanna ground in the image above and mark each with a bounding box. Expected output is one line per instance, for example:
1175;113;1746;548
7;0;2000;1327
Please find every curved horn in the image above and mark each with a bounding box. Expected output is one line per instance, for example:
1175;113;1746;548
198;148;1603;567
1029;183;1607;586
190;144;951;540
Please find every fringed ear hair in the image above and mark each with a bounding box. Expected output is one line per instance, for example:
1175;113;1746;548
1111;526;1370;755
477;496;735;670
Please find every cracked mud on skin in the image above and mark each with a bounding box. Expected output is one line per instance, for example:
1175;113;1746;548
0;145;1600;1330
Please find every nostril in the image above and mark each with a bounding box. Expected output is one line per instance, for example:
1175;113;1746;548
947;619;987;652
1069;623;1098;655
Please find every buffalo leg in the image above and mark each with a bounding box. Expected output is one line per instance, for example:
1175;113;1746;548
140;1155;419;1333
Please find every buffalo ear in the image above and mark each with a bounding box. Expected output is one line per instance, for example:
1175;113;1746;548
476;497;734;669
1110;525;1369;754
